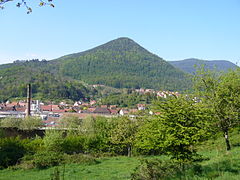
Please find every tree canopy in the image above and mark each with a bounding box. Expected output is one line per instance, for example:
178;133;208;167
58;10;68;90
194;68;240;150
136;96;211;161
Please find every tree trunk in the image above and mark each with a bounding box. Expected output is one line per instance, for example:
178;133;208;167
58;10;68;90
224;130;231;151
127;145;132;157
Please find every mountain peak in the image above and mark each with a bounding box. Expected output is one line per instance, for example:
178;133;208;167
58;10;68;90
112;37;134;41
109;37;136;44
55;37;189;91
94;37;146;53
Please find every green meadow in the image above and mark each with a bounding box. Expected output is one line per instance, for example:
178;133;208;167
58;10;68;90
1;131;240;180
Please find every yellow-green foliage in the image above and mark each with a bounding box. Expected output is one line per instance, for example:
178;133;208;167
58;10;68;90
0;117;42;130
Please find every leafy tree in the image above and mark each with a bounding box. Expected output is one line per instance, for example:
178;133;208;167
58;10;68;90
0;137;26;168
43;130;64;152
194;68;240;151
80;116;114;153
110;116;142;157
136;96;211;161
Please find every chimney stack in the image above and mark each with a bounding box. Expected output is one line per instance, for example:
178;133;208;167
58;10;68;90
26;84;31;117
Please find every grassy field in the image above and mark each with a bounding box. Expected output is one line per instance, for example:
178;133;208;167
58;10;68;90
0;156;141;180
1;131;240;180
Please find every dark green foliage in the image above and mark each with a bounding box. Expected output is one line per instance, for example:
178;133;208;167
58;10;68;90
0;59;96;101
0;38;191;102
62;135;85;154
55;37;190;91
32;151;63;169
0;137;26;168
0;128;5;138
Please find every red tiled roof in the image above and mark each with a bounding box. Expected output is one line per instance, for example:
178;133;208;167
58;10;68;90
16;107;26;112
40;105;52;111
52;109;66;113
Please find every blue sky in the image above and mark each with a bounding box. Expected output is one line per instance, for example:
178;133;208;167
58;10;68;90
1;0;240;64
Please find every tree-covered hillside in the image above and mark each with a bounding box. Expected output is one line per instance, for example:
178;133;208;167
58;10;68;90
55;38;190;91
169;58;238;74
0;38;192;102
0;60;96;101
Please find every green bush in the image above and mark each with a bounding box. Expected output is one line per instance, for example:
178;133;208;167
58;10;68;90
32;151;63;169
0;128;5;138
62;135;85;154
63;154;100;165
43;130;64;152
0;137;26;168
0;117;22;128
19;117;43;130
84;135;103;153
23;136;43;154
131;159;202;180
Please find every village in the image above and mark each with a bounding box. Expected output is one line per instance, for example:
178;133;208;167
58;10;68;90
0;88;180;127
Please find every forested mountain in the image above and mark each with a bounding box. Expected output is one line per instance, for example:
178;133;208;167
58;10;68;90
169;58;238;74
0;60;97;102
0;37;191;101
54;37;189;91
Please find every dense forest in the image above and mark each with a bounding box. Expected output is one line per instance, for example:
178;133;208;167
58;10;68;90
0;38;192;101
0;60;97;101
1;38;237;102
56;38;190;90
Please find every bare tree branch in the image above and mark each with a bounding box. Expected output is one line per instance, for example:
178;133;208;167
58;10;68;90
0;0;54;13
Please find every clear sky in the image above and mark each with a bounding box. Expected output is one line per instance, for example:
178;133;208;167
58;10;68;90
1;0;240;64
